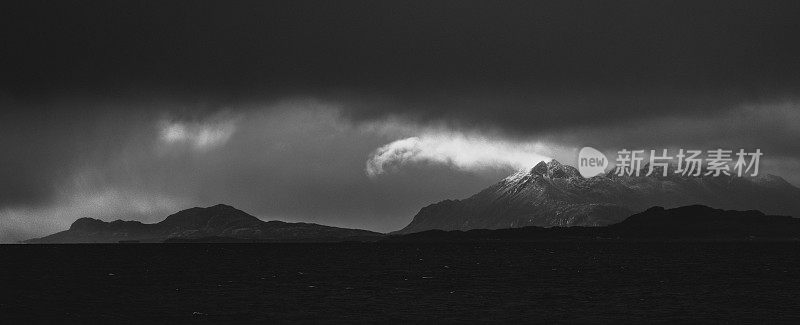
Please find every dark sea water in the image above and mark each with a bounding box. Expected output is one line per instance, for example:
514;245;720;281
3;242;800;323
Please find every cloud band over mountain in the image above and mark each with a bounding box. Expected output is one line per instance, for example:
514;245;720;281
366;134;550;177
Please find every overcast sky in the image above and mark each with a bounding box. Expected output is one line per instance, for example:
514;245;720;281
2;1;800;242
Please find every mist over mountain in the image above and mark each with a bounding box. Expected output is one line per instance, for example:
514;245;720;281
397;160;800;234
25;204;381;243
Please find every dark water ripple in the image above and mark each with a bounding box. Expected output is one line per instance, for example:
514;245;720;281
2;242;800;323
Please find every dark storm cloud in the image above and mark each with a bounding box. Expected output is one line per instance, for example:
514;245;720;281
5;1;800;103
3;0;800;168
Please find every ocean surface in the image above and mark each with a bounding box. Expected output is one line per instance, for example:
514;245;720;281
3;242;800;323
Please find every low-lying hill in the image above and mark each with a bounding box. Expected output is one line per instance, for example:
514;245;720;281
25;204;382;243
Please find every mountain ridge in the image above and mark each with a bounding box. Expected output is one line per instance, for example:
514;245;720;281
396;159;800;234
385;205;800;242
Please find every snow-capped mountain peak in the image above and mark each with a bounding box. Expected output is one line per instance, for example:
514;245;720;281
396;160;800;234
